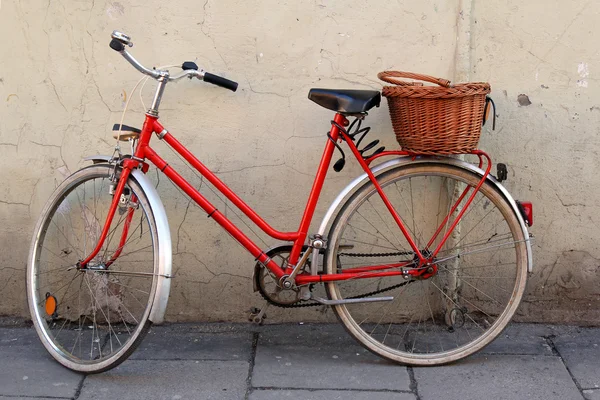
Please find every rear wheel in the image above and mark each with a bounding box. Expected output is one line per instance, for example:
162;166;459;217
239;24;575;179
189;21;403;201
27;165;158;373
325;164;528;365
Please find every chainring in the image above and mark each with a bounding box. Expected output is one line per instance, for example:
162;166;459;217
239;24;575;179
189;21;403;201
253;245;315;307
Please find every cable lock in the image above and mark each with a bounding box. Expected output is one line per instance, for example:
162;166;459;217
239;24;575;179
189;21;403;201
328;117;385;172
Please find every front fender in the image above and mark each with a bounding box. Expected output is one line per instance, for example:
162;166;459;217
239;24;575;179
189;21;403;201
312;156;532;273
84;155;172;324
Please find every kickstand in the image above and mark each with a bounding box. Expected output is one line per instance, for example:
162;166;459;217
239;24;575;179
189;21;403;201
248;301;270;325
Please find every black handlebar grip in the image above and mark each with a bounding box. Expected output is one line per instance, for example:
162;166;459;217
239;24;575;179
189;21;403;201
203;72;238;92
109;39;125;52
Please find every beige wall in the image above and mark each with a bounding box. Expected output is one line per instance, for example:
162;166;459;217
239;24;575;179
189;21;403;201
472;1;600;323
0;0;598;324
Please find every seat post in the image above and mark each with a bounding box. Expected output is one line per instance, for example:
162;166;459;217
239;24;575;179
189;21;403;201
289;113;349;264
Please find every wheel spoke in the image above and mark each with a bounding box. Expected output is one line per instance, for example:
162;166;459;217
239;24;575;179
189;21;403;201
29;167;157;372
325;165;527;365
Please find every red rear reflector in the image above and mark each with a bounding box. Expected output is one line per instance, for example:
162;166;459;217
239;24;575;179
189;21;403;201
520;201;533;227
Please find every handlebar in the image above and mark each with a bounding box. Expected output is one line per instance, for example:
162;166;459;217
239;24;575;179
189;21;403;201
109;31;238;92
203;72;238;92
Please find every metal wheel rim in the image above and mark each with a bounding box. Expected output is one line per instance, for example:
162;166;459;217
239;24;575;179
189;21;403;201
325;164;528;364
27;166;158;372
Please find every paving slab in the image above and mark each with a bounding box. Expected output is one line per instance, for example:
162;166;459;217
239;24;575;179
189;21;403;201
0;328;82;399
480;323;554;355
251;323;355;347
0;397;65;400
583;389;600;400
252;324;411;391
414;354;583;400
249;389;417;400
0;327;42;346
0;322;595;400
553;327;600;390
130;326;253;361
78;360;249;400
400;324;553;356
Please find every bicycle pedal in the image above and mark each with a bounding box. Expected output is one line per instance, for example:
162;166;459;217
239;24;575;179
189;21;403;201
249;307;260;315
248;305;268;325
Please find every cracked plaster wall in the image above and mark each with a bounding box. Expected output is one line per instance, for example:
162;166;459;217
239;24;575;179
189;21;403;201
471;0;600;324
0;0;598;324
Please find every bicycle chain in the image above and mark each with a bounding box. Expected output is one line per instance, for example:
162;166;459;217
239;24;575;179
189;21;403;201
257;274;414;309
256;251;416;308
338;251;414;257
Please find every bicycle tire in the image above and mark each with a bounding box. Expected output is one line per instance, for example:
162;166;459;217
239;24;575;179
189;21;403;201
324;163;528;366
27;164;158;373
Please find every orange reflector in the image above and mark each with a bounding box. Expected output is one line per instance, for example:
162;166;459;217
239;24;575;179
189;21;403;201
45;293;57;317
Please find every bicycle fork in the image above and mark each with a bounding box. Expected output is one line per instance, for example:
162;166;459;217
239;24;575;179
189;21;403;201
77;159;140;270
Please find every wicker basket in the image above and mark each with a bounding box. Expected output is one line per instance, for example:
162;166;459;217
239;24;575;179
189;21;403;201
378;71;491;155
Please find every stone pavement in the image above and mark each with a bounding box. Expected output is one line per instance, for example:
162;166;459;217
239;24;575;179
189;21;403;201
0;321;599;400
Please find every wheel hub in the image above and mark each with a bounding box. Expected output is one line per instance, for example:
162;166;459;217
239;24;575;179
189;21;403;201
405;249;438;280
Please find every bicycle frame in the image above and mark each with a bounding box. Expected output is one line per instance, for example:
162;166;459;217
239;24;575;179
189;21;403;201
78;112;491;286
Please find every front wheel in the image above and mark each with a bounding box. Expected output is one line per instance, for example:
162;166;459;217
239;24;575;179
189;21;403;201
27;164;159;373
325;163;528;366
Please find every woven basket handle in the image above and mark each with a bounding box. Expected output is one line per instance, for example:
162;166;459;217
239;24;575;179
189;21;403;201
378;71;452;88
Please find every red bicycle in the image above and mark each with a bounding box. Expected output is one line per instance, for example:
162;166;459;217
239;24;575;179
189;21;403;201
27;31;533;373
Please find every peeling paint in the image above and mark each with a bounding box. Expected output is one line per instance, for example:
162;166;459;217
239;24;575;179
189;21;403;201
517;94;531;106
106;2;124;20
577;62;589;87
577;62;589;77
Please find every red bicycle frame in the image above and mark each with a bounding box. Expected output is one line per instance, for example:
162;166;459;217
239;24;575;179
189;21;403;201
78;112;491;285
